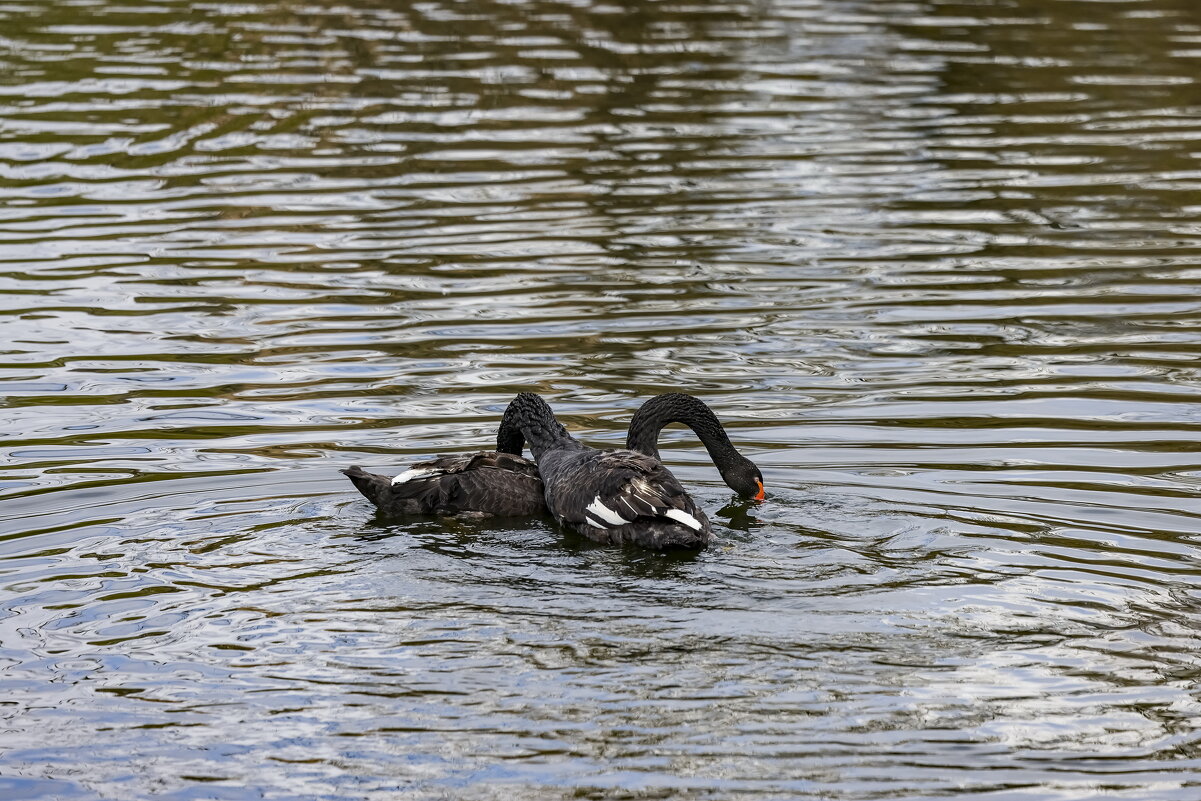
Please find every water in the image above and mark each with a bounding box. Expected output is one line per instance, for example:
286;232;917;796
2;0;1201;797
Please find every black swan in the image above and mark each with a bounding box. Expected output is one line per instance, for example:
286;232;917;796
341;401;545;518
505;392;763;549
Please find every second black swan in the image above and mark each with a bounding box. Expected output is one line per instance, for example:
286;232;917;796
341;401;544;518
506;392;763;549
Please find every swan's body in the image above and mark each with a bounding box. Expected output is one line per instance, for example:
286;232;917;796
506;393;763;550
341;451;544;518
535;442;712;549
341;404;545;518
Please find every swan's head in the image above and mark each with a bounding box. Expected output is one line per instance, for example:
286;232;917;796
496;419;527;456
722;456;765;500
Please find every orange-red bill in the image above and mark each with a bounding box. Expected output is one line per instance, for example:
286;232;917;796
754;479;765;501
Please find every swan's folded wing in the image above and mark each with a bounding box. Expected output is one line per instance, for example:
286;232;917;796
443;452;544;515
566;450;707;533
378;451;544;516
390;451;538;486
388;453;474;488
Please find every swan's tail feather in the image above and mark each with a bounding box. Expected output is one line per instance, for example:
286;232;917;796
341;465;393;508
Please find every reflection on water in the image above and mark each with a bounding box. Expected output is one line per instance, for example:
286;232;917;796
2;0;1201;798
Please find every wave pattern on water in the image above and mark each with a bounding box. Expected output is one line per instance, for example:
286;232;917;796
1;0;1201;798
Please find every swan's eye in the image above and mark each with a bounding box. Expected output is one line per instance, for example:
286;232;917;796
754;479;765;501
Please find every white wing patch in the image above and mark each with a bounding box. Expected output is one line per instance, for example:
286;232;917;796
586;496;628;527
663;509;702;531
391;467;439;486
585;488;702;533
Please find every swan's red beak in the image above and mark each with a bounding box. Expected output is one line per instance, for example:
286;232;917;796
754;479;765;501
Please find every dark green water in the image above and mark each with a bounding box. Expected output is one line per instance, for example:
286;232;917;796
2;0;1201;798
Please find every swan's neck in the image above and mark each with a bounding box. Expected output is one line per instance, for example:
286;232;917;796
502;393;576;459
495;419;526;456
626;393;742;473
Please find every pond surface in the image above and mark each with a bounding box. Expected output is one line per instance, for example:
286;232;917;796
2;0;1201;798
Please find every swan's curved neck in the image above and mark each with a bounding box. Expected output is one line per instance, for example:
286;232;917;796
502;393;576;459
626;393;742;472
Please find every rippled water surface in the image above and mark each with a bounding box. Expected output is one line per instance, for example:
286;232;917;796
3;0;1201;798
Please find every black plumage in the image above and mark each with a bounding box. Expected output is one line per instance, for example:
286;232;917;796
342;392;763;533
505;393;764;550
626;392;766;500
341;402;545;518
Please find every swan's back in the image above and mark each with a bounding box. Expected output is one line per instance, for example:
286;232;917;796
537;447;711;549
343;451;545;518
